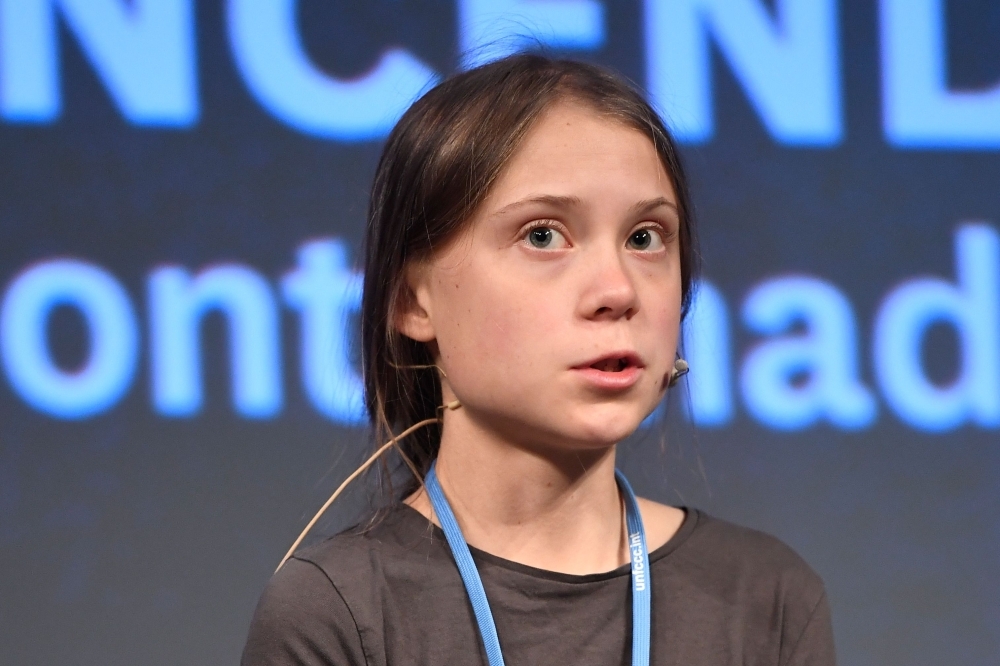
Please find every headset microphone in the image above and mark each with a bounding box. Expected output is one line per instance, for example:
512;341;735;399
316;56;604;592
667;358;689;388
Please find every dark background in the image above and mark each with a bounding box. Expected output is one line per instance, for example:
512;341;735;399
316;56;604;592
1;1;998;664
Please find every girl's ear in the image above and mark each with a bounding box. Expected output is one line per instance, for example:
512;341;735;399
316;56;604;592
394;264;437;343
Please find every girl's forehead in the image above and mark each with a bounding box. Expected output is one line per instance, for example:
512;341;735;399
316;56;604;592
518;100;653;153
483;101;674;206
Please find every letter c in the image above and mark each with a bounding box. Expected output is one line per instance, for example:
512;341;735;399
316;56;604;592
227;0;439;141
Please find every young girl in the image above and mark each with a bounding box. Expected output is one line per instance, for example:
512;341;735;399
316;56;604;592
242;54;835;666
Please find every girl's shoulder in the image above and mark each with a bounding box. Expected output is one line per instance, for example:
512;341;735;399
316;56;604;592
243;506;449;665
673;508;824;583
653;507;829;621
290;503;485;605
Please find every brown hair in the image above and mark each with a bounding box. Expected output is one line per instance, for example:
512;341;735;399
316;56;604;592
361;54;699;499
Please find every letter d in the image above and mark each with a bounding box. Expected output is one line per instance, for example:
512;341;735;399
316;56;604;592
874;224;1000;431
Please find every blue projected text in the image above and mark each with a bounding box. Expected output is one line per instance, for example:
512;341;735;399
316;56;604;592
0;0;998;148
2;224;999;434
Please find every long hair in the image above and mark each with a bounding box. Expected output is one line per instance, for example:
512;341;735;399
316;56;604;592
361;54;699;500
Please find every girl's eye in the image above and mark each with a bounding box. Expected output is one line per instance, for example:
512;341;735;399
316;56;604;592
526;226;568;249
627;228;664;251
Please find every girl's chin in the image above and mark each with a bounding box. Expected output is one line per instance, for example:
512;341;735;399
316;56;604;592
558;407;648;445
470;398;654;448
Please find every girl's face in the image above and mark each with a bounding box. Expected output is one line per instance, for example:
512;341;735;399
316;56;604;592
399;100;682;450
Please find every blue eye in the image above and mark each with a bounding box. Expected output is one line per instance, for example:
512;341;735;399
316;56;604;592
525;226;568;249
627;228;664;251
530;228;553;247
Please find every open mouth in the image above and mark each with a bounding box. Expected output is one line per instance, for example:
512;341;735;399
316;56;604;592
591;357;632;373
574;352;644;389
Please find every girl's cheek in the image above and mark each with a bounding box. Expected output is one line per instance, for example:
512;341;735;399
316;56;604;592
476;292;554;365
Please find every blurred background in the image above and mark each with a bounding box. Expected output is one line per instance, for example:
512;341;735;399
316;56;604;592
1;1;998;664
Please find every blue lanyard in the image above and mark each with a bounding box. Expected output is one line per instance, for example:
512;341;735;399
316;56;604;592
424;463;652;666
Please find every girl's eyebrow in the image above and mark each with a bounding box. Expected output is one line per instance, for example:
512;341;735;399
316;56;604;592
491;194;678;219
492;194;582;217
630;197;678;216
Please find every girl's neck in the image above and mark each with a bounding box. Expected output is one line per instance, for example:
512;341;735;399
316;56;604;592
405;409;630;575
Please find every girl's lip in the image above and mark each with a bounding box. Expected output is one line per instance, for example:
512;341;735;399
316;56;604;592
571;365;643;390
570;351;645;390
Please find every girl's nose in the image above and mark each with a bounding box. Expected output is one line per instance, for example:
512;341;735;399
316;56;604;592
577;248;639;321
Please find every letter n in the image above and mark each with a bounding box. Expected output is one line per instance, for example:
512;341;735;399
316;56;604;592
644;0;842;145
0;0;197;125
148;265;282;419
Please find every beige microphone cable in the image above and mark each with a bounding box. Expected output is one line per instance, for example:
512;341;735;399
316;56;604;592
275;358;687;571
275;400;461;572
